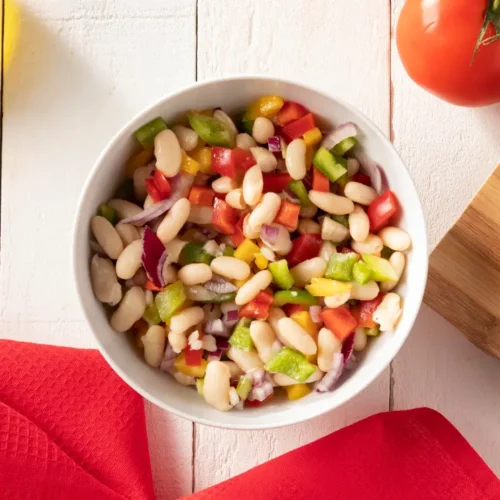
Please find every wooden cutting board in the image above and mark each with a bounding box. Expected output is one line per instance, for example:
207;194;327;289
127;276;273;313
425;164;500;358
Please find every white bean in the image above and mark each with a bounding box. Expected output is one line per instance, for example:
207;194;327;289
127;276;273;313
308;190;354;215
144;195;154;209
144;289;154;306
298;219;321;235
277;318;317;356
317;327;342;372
212;176;239;194
320;241;337;262
168;330;187;353
173;371;196;386
252;117;275;144
285;138;307;180
142;325;166;368
203;240;219;256
349;205;370;242
235;270;273;305
90;216;124;260
154;129;182;178
227;347;264;372
108;199;143;220
110;286;146;333
248;192;281;230
250;321;277;363
353;326;368;351
260;223;292;255
260;246;276;262
213;110;238;140
229;387;240;406
250;147;277;173
351;234;383;255
242;164;263;206
380;252;405;293
225;189;247;210
236;133;257;150
349;280;380;300
291;257;327;288
163;264;178;285
169;306;205;333
211;256;250;281
187;205;213;225
90;254;122;306
202;334;217;352
268;307;287;344
321;217;350;242
324;291;351;308
164;239;187;265
203;361;232;411
273;369;324;386
133;165;151;201
178;263;212;285
115;240;143;280
344;182;377;205
157;198;191;245
243;214;261;239
220;361;244;379
373;293;402;332
172;125;199;152
378;227;412;251
115;223;141;246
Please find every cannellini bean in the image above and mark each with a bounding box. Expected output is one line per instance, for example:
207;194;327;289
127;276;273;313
298;219;321;235
157;198;191;245
173;371;196;386
277;318;317;355
227;347;264;372
353;326;368;351
380;252;405;293
250;321;277;363
144;195;154;209
373;293;402;332
229;387;240;406
220;361;244;379
252;117;275;144
320;241;336;262
273;369;324;386
250;147;277;173
163;264;178;285
248;192;281;230
203;240;219;256
155;129;182;177
203;361;232;411
225;189;247;210
178;263;212;285
347;158;360;177
243;214;261;239
348;205;370;243
317;327;342;372
236;133;257;149
164;239;187;265
172;125;199;152
308;190;354;215
260;223;292;255
90;254;122;306
169;306;205;333
188;205;213;225
260;246;276;262
242;164;263;206
378;227;412;251
116;240;143;280
168;331;187;353
291;257;327;288
188;330;203;350
285;138;307;180
351;234;383;255
110;286;146;333
300;204;318;218
324;291;351;308
213;110;238;140
202;334;217;352
212;176;239;194
344;182;377;205
350;280;380;300
144;289;154;306
235;270;273;305
90;216;124;260
108;199;143;220
133;165;151;201
267;307;287;344
115;223;140;246
321;217;350;242
142;325;166;368
211;256;251;281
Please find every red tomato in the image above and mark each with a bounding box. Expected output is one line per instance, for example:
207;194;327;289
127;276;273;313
275;101;308;126
396;0;500;106
367;191;399;232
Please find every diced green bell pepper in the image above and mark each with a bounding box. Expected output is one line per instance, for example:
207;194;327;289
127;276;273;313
335;158;349;189
381;246;394;260
332;137;357;156
223;246;235;257
365;325;380;337
332;214;349;228
188;114;234;147
352;261;373;285
115;178;135;201
240;118;254;135
286;180;311;207
143;302;161;325
134;117;168;147
229;318;254;352
98;203;117;225
155;281;186;322
268;260;295;290
264;347;316;382
273;290;318;307
236;376;252;400
196;378;204;396
362;254;398;282
179;242;214;266
313;147;347;183
325;253;360;281
196;292;237;304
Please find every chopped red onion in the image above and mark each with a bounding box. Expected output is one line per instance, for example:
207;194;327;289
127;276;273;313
207;351;223;362
283;188;300;203
309;306;322;324
216;338;230;351
141;227;167;287
302;169;313;190
316;353;344;393
268;136;282;154
156;251;168;288
341;333;355;364
321;122;358;150
160;343;176;372
204;279;238;294
205;319;227;336
248;381;274;402
260;224;279;245
223;310;239;327
248;368;265;386
353;152;382;193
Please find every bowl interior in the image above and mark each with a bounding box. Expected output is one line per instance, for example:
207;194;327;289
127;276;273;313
74;77;427;429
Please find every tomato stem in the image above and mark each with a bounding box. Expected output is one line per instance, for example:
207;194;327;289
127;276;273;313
471;0;500;64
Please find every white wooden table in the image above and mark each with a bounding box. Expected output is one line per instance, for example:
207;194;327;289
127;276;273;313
2;1;500;498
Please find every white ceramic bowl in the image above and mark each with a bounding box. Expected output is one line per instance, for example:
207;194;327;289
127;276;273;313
73;76;427;429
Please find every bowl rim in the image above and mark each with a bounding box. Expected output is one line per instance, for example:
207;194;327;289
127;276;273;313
73;75;428;429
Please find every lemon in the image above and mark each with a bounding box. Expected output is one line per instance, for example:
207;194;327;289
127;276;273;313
2;0;20;71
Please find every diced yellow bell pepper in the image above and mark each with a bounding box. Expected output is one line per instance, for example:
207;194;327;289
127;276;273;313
191;146;212;174
125;148;154;177
306;278;352;297
180;152;201;175
233;272;254;289
305;145;315;170
290;311;318;338
234;239;261;264
303;127;323;147
174;352;208;378
245;95;284;120
254;252;269;270
285;384;311;401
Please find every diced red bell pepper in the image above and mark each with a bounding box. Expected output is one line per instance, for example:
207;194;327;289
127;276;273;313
144;279;162;292
286;234;322;268
352;173;371;186
254;290;274;305
274;201;301;229
233;147;257;171
239;301;270;320
212;198;237;235
367;191;399;232
262;173;293;193
188;185;215;206
320;306;358;341
153;169;172;197
245;394;274;407
356;294;384;328
145;178;163;203
275;101;308;127
312;167;330;192
212;147;237;178
282;304;306;317
281;113;316;141
185;345;203;366
230;212;246;247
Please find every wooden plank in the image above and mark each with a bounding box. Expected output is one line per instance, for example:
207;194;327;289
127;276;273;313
195;0;391;491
